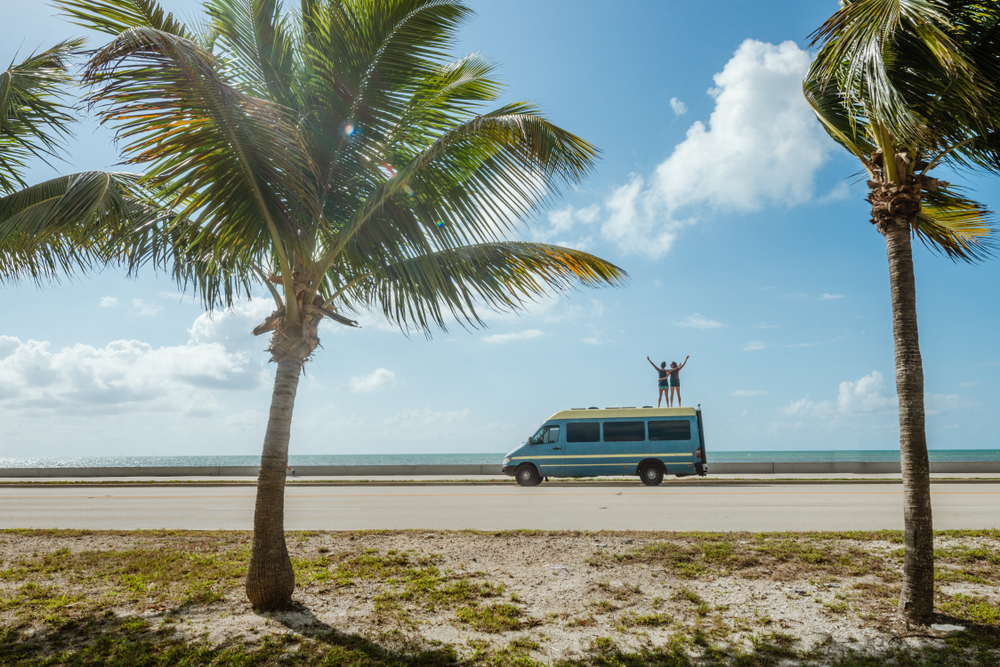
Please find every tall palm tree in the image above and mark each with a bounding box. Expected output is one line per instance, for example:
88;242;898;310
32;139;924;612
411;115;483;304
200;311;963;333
59;0;628;609
0;40;152;283
804;0;999;624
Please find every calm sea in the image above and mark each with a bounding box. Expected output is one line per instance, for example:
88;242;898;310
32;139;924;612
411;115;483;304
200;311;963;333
1;450;999;468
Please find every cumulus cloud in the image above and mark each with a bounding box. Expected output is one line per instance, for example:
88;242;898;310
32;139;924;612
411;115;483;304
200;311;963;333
732;390;766;396
483;329;543;344
0;335;259;415
677;313;723;329
132;299;162;317
596;40;832;259
100;297;117;308
779;371;965;426
743;341;766;351
349;368;396;393
837;371;896;413
669;97;687;116
189;299;274;350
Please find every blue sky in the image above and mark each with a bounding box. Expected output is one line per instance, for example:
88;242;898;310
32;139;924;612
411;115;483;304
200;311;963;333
2;0;999;459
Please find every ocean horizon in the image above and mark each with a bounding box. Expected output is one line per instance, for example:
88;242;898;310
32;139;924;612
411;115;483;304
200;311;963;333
2;449;999;468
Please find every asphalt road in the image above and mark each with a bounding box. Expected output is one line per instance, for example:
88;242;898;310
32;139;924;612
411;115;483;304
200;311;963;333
2;482;998;532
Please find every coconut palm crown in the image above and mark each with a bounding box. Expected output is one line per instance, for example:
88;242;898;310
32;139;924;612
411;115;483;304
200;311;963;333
0;40;153;283
804;0;999;624
58;0;628;609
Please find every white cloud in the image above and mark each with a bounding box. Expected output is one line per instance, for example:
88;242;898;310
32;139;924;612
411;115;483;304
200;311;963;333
189;299;274;350
0;335;259;415
731;390;766;396
778;371;966;426
483;329;543;344
819;181;851;203
596;40;832;259
669;97;687;116
349;368;396;393
837;371;896;414
821;293;844;300
743;341;766;351
100;297;117;308
677;313;723;329
132;299;162;317
788;342;821;348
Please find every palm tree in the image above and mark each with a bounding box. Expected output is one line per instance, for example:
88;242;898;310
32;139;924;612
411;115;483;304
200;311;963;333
0;40;152;283
59;0;628;609
804;0;999;624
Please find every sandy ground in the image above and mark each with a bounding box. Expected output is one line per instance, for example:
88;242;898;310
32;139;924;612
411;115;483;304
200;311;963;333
1;530;998;664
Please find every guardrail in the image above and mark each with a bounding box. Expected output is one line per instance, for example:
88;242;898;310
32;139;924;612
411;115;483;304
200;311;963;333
1;461;1000;477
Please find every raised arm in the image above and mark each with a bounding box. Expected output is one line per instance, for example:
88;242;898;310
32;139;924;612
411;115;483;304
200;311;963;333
676;355;690;370
647;356;660;371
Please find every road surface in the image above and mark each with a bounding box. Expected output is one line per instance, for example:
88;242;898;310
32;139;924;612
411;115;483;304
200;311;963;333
2;482;998;531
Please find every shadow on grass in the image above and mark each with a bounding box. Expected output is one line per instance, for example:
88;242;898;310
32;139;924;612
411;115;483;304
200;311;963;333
1;604;998;667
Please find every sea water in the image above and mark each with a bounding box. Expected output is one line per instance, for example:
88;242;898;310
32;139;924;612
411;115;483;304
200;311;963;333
2;450;999;468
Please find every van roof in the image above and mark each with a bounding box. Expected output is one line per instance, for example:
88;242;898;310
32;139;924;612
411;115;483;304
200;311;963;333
548;407;697;421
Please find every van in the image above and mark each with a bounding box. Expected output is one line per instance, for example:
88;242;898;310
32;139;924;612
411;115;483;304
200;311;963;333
501;406;707;486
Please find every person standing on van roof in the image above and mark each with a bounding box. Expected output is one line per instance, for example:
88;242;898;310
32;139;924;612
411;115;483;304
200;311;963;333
668;356;689;407
646;356;672;407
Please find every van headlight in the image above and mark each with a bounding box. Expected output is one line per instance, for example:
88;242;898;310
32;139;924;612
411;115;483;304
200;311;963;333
503;457;511;465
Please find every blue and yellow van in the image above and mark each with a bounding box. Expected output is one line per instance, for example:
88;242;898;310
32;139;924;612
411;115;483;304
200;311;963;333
501;406;707;486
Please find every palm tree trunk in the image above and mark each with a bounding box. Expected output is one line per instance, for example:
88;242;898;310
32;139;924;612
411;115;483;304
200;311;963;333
884;221;934;625
245;353;301;609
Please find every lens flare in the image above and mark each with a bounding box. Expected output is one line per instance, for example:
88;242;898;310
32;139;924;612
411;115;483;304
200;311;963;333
436;220;445;228
402;184;414;197
343;122;356;137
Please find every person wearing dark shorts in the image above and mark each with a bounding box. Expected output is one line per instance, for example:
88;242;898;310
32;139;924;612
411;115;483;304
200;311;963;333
668;356;689;407
646;356;671;407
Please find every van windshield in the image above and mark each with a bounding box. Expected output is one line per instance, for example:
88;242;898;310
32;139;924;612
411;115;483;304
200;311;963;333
530;425;560;445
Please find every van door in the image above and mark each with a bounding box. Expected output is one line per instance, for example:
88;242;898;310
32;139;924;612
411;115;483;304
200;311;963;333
562;421;601;477
526;423;564;477
602;419;647;476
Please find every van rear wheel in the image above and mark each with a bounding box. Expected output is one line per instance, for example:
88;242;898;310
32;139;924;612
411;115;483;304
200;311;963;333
639;465;663;486
515;464;541;487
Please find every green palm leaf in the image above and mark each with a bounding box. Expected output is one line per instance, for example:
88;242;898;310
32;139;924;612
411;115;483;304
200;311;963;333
0;39;84;193
334;242;626;333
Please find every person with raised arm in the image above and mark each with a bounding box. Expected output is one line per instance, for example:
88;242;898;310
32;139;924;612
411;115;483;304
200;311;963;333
667;356;689;407
646;356;671;407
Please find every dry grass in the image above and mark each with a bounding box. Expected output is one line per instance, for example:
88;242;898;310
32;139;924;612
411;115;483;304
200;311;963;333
0;529;997;666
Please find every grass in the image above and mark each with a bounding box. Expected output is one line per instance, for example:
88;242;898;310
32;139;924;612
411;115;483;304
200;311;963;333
1;529;998;666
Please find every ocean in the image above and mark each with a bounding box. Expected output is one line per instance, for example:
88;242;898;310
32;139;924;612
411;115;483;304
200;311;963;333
1;450;999;468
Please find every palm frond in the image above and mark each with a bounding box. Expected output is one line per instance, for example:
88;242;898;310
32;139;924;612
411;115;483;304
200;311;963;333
56;0;190;37
914;186;995;262
334;241;627;333
0;39;84;193
323;103;599;274
205;0;299;104
80;23;320;259
0;171;159;284
809;0;982;144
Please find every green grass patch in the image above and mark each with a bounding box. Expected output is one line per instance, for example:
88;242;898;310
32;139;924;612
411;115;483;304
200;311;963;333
456;602;530;633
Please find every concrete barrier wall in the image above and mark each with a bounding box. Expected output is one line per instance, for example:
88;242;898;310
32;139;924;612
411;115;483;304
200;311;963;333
0;461;997;478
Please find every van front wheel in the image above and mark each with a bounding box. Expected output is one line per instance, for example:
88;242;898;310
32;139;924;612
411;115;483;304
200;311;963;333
639;465;663;486
515;464;541;487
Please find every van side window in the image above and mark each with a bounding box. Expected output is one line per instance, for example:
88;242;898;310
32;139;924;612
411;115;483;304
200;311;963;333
566;422;600;443
648;420;691;441
603;421;645;442
530;425;561;445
